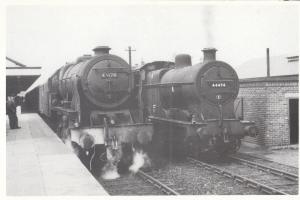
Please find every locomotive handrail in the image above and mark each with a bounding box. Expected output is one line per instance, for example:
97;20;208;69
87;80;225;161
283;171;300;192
90;122;153;128
51;106;77;114
142;82;194;88
240;120;256;124
149;116;246;125
92;67;130;74
205;118;241;122
92;67;130;70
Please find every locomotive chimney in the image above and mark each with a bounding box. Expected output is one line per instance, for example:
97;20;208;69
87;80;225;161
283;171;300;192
93;46;111;56
175;54;192;68
202;48;217;62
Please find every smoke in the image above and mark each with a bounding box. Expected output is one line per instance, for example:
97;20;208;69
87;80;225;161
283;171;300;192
101;146;121;180
129;148;151;174
64;138;80;156
64;139;73;150
202;6;215;47
101;162;120;180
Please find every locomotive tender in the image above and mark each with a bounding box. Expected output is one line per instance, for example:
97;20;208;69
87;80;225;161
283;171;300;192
26;46;256;173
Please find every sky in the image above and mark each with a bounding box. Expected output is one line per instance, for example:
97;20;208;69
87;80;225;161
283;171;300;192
5;2;299;82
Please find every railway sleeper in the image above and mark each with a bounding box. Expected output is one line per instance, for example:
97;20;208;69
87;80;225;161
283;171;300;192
230;156;298;182
245;181;258;189
233;176;244;183
188;158;290;195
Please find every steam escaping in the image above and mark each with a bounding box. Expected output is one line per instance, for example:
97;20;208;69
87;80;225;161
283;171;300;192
64;138;72;150
129;148;151;174
64;138;80;156
101;146;121;180
101;162;120;180
202;6;215;47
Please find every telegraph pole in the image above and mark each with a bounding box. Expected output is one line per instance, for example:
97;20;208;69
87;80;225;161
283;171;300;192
266;48;270;77
125;46;136;67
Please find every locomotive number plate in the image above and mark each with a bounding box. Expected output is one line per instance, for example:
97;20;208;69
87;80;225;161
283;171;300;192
102;72;118;78
207;80;233;88
211;82;227;88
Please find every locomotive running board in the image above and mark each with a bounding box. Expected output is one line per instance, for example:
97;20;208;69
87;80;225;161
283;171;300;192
51;106;77;115
142;82;194;88
148;116;207;127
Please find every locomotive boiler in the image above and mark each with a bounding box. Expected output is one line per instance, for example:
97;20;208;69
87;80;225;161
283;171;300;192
139;48;256;156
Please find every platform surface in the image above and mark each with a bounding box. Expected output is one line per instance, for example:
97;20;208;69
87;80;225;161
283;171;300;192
240;142;298;168
6;113;108;195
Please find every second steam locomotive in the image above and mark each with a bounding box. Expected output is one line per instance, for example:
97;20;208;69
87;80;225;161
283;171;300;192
26;46;257;173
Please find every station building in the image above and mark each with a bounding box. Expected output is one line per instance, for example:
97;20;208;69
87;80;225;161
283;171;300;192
236;55;299;147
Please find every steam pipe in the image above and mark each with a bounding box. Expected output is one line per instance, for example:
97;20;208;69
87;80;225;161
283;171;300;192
104;117;109;146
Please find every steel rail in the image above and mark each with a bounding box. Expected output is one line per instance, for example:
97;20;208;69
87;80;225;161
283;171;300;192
187;157;289;195
228;155;298;182
137;170;180;195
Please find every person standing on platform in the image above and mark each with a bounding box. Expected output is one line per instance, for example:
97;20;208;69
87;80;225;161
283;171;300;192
6;96;20;129
6;96;15;129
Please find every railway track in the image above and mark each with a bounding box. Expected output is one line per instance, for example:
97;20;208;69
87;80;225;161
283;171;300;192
97;171;180;195
137;170;180;195
139;161;262;195
99;161;262;195
188;156;298;195
98;173;167;195
228;155;298;182
234;152;299;175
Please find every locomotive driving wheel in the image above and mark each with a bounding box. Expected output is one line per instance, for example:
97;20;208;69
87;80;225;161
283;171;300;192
227;138;241;154
214;136;230;156
215;137;241;155
185;135;201;158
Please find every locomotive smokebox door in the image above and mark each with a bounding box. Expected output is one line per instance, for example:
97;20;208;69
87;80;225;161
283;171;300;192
197;62;239;106
81;55;133;109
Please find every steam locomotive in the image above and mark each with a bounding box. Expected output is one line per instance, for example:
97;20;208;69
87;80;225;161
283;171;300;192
26;46;256;173
140;49;256;157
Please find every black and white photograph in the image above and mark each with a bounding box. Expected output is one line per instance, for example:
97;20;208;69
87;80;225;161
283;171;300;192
3;0;299;197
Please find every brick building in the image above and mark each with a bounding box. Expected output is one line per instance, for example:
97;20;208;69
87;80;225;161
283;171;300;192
236;75;298;146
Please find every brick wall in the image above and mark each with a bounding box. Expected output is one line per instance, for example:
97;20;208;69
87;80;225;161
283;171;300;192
237;77;298;146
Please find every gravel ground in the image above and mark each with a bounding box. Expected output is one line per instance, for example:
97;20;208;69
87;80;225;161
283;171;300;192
207;158;298;195
147;161;263;195
97;173;165;195
235;152;299;175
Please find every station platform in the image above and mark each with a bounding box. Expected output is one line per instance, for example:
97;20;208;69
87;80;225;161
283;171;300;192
6;113;108;195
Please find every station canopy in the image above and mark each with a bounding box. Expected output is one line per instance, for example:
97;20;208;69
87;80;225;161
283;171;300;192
6;57;42;97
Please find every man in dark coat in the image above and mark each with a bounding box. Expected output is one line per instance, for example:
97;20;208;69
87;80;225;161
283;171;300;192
6;96;20;129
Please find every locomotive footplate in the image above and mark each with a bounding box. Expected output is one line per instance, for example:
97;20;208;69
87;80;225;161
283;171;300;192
70;123;154;148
